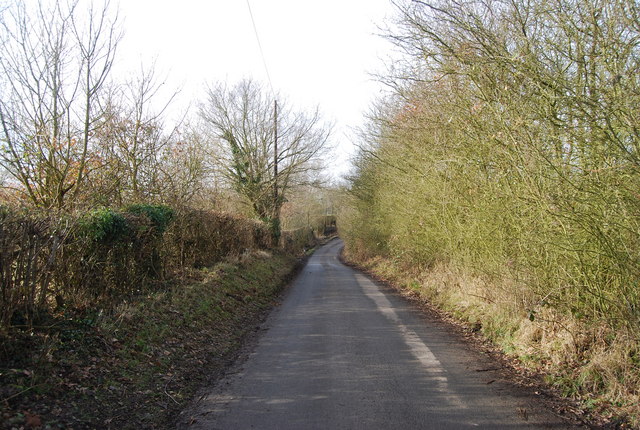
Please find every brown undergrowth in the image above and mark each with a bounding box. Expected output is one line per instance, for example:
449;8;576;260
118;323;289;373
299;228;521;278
341;245;640;429
0;250;302;429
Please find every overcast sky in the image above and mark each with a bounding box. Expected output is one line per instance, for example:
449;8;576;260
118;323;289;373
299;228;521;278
115;0;397;179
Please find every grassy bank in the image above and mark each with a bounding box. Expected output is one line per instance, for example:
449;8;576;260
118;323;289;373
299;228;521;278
0;250;301;429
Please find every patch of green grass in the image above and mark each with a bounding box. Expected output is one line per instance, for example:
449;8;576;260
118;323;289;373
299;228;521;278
0;250;302;430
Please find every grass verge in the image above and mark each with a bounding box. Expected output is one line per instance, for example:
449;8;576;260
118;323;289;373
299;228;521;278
0;249;301;429
341;247;639;429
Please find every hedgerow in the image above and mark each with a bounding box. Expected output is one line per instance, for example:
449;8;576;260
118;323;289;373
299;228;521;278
0;205;282;329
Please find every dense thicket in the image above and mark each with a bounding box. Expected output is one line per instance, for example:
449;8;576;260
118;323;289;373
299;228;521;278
343;0;640;417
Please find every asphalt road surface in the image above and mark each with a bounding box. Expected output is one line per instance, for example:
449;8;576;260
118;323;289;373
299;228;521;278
180;239;579;429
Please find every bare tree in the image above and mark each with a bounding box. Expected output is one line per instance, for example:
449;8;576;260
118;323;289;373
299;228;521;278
70;0;121;201
157;124;211;206
92;63;181;204
199;79;331;240
0;0;120;208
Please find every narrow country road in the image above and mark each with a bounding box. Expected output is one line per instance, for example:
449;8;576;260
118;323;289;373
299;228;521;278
179;239;579;429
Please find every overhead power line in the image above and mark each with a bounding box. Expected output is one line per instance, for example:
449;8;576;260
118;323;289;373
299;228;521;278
246;0;280;241
245;0;275;96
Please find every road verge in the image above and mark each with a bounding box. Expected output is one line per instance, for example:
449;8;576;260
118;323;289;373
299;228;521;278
1;250;303;429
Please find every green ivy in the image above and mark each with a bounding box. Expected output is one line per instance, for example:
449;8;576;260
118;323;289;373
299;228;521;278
125;204;174;234
79;208;129;243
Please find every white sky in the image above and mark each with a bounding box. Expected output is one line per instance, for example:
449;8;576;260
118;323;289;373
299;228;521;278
115;0;397;179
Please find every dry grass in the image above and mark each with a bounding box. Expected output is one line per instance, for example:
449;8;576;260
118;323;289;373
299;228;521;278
343;244;640;428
